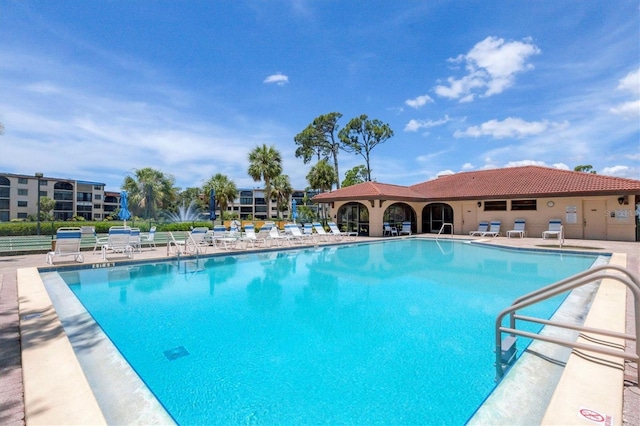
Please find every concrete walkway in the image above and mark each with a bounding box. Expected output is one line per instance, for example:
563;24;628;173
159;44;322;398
1;236;638;424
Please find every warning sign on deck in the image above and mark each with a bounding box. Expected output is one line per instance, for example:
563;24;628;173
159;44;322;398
578;407;613;425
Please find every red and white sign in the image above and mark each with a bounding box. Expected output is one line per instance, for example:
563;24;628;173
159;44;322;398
578;407;613;425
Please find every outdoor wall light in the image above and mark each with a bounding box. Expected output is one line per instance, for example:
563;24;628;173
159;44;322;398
618;196;626;205
477;201;482;208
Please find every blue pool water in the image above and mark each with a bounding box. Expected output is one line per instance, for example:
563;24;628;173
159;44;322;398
58;239;600;425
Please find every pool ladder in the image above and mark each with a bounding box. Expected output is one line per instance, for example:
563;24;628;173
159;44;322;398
436;223;454;239
495;264;640;383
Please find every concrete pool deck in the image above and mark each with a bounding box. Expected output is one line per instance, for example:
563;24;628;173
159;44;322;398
1;235;638;425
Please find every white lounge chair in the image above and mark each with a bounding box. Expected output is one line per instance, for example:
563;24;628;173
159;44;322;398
141;226;157;249
167;231;188;256
506;220;526;238
285;223;314;244
46;227;84;264
383;222;398;236
190;227;211;253
542;219;563;240
209;225;235;250
240;224;268;249
303;223;317;242
312;222;331;242
328;221;357;240
469;221;489;236
129;228;142;252
268;225;291;247
399;222;412;236
482;221;501;237
101;226;133;260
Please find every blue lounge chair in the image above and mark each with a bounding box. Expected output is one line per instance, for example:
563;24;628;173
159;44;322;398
506;220;526;238
469;221;489;236
399;222;412;236
46;227;84;264
383;222;398;236
482;221;501;237
542;219;563;240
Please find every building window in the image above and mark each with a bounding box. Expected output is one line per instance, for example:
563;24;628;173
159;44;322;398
511;200;537;211
0;187;9;198
18;201;27;207
17;213;28;219
484;200;507;211
18;178;28;184
94;185;102;190
0;200;9;209
40;180;48;186
18;188;28;196
94;204;101;209
95;214;102;219
39;190;47;197
94;194;102;200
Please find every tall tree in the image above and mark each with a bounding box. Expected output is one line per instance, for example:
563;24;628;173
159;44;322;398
270;174;293;220
306;159;336;220
122;167;177;219
203;173;238;219
247;144;283;208
338;114;394;181
342;165;368;187
574;165;597;174
294;112;343;189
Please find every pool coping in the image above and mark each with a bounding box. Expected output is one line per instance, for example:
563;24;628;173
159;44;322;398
16;242;629;424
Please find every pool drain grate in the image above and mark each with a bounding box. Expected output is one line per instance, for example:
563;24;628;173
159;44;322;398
164;346;190;361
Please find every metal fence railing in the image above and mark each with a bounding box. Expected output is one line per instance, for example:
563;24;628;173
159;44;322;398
0;233;173;255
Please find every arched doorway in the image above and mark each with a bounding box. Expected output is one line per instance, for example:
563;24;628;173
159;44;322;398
336;202;369;236
422;203;454;233
383;203;417;234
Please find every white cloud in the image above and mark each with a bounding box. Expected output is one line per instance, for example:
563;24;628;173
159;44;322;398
617;68;640;96
436;169;455;177
610;100;640;118
601;165;629;176
552;163;570;170
434;36;540;101
453;117;567;139
610;68;640;119
461;162;474;170
263;73;289;85
404;115;450;132
405;94;434;109
504;160;547;168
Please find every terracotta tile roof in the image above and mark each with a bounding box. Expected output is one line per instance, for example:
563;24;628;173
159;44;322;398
411;166;640;200
312;166;640;202
313;181;426;202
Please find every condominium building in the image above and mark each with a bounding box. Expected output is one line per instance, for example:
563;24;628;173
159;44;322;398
0;172;109;221
0;172;319;222
227;188;318;220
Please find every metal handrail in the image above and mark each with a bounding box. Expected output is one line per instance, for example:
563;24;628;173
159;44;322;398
495;264;640;382
436;222;454;239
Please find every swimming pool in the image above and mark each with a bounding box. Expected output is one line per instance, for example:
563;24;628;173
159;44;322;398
54;239;601;424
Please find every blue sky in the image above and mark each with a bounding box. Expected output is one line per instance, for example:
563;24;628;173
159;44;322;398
1;0;639;192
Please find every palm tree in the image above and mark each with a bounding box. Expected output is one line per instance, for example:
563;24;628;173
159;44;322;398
306;160;336;221
270;174;293;220
203;173;238;220
122;167;177;219
247;144;283;214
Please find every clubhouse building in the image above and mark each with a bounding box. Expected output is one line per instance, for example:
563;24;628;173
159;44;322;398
313;166;640;241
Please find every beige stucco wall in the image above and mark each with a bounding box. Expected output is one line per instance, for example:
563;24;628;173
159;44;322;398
326;194;637;241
